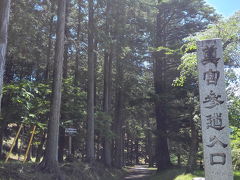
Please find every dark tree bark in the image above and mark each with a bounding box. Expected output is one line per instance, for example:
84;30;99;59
146;123;154;167
93;39;97;107
58;0;71;162
135;138;139;165
40;0;66;172
0;0;11;158
102;0;113;167
45;0;55;81
153;5;171;172
58;126;65;162
125;132;130;165
130;139;134;165
186;106;199;173
86;0;95;163
111;0;126;169
74;1;82;86
154;60;171;172
103;52;111;165
63;0;70;79
113;54;125;168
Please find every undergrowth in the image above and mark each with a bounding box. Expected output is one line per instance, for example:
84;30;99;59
0;161;125;180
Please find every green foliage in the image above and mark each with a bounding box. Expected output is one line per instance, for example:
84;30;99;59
175;11;240;86
149;46;177;55
95;111;114;139
2;80;51;129
229;96;240;127
231;127;240;170
61;78;87;128
8;0;52;80
173;52;197;86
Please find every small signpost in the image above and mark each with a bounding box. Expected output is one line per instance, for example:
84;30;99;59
197;39;233;180
65;128;77;155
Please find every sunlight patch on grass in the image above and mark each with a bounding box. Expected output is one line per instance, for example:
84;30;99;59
148;167;157;171
234;171;240;180
150;169;240;180
150;168;186;180
174;173;195;180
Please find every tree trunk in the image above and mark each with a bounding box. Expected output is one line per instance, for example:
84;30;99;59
154;53;171;171
147;128;154;167
186;108;199;173
58;126;65;162
0;0;11;158
154;93;171;171
74;1;82;86
58;0;70;162
103;52;112;166
135;138;139;165
125;132;130;165
63;0;70;79
112;0;126;168
40;0;66;172
130;139;134;165
93;40;97;107
45;0;55;81
113;56;124;168
102;0;113;167
153;6;171;172
86;0;95;163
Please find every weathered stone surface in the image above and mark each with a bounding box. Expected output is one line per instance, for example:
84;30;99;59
197;39;233;180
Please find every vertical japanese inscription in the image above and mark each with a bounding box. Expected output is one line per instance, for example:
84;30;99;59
202;45;220;66
203;69;220;85
206;113;225;131
197;39;233;180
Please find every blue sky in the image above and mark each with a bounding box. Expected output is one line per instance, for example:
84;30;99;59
205;0;240;17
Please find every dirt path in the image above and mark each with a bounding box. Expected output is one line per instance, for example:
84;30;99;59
124;165;156;180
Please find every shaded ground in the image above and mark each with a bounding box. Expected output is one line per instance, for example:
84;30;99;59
124;165;156;180
0;161;125;180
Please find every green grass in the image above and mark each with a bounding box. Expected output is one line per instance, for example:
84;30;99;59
149;168;240;180
234;171;240;180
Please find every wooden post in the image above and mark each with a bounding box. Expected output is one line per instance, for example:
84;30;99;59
23;125;36;163
197;39;233;180
5;124;23;163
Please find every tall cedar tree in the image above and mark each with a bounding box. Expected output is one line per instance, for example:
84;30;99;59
74;0;82;85
0;0;11;158
111;0;126;168
154;4;171;172
40;0;66;172
45;0;55;81
86;0;95;163
58;0;71;163
154;0;218;171
103;0;112;167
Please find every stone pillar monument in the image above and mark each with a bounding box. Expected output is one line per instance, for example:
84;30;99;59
197;39;233;180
